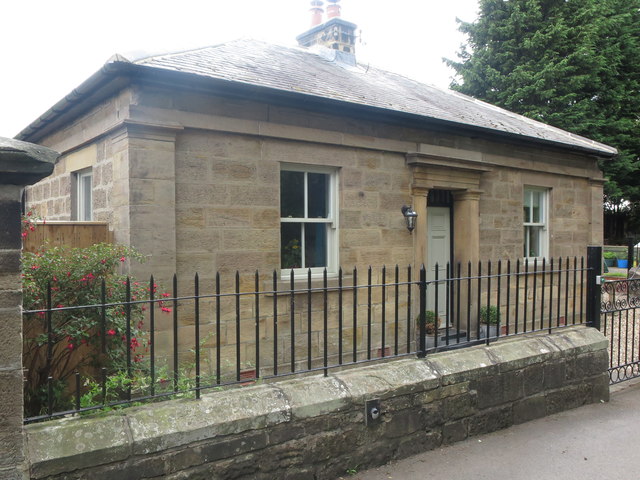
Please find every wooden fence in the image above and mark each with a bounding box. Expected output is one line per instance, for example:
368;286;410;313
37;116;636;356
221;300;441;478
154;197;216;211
23;222;113;253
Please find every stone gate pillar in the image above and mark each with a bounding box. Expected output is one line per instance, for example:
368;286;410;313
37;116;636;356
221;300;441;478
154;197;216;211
0;137;57;479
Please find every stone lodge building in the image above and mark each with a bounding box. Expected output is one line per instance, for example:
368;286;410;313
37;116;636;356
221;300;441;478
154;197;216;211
18;7;616;358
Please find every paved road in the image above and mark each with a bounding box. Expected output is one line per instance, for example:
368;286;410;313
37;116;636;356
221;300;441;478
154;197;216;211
348;381;640;480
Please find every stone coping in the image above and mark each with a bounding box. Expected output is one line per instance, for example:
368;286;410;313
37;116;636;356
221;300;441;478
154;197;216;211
26;326;607;478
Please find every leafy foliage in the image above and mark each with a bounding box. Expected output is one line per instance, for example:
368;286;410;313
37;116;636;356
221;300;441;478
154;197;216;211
22;242;169;417
447;0;640;226
480;305;500;325
79;365;202;412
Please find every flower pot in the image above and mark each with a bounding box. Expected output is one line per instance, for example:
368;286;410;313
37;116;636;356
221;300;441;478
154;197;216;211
480;324;498;339
239;368;257;386
425;335;437;349
617;259;629;269
376;346;391;358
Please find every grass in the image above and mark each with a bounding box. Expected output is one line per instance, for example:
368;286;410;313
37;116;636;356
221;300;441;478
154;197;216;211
604;272;628;278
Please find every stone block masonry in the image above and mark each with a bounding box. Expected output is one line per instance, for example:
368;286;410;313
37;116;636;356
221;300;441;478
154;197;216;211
26;326;608;480
0;137;57;480
0;185;27;479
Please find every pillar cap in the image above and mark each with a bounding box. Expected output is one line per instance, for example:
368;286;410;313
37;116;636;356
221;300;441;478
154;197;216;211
0;137;58;186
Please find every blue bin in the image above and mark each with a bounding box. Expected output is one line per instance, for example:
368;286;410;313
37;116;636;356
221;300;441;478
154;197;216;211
618;259;629;268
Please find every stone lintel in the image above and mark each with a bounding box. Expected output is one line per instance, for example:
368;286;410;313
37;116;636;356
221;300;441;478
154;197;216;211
406;151;492;173
407;153;489;194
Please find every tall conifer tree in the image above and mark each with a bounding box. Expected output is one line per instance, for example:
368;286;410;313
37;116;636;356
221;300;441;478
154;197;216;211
447;0;640;236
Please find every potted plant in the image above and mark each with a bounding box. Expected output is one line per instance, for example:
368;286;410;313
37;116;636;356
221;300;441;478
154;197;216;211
480;305;500;339
603;251;617;267
416;310;441;348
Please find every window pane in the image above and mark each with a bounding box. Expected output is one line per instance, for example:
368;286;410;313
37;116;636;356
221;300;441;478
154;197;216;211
531;191;541;223
523;190;531;223
304;223;327;268
525;226;541;257
280;171;304;218
79;172;92;221
281;223;302;269
307;173;329;218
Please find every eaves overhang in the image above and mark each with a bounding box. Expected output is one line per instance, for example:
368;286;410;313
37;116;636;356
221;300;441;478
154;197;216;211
16;62;619;159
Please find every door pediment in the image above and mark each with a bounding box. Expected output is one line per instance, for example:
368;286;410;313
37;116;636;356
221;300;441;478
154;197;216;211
406;151;490;194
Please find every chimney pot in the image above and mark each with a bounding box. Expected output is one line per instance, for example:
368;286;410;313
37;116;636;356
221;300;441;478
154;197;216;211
326;0;341;18
310;0;324;26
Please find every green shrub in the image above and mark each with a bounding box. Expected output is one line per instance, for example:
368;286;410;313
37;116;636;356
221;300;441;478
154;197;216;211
480;305;500;325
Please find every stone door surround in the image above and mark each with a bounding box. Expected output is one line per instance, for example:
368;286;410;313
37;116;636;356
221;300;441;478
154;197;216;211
406;147;490;269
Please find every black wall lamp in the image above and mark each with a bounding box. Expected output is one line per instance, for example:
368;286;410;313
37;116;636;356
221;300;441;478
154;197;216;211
401;205;417;234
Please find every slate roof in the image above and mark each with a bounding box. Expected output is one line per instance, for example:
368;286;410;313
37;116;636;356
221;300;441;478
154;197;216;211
131;38;616;156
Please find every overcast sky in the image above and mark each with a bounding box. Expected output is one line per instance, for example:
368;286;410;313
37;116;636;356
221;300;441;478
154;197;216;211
0;0;478;139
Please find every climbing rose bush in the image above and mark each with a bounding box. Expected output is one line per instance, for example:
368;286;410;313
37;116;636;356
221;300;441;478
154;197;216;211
22;242;170;416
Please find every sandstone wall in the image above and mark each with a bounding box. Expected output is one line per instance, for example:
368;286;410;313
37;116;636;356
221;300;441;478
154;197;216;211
25;84;604;272
479;167;599;260
24;140;114;224
22;86;605;370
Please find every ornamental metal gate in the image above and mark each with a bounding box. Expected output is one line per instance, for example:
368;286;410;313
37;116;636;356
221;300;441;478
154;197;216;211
601;276;640;384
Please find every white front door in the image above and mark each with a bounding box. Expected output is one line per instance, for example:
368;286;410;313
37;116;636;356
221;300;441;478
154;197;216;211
427;206;451;321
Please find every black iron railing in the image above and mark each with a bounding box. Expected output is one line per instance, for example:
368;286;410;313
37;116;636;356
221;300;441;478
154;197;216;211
23;257;591;423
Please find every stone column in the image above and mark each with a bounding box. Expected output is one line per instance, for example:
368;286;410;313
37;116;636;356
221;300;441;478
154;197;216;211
453;189;482;337
453;189;481;265
110;122;182;283
412;188;429;270
0;138;57;479
588;178;605;246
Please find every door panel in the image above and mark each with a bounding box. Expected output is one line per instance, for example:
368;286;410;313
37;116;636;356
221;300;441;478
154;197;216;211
427;206;451;321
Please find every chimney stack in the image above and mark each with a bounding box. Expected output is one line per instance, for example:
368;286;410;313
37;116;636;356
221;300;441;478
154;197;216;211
326;0;341;19
297;0;357;62
310;0;324;26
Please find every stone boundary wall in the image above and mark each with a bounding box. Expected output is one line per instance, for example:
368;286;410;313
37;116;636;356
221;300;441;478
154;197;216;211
26;327;609;480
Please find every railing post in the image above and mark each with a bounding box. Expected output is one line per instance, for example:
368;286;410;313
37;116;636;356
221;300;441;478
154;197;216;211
628;237;635;270
418;265;427;357
586;246;602;330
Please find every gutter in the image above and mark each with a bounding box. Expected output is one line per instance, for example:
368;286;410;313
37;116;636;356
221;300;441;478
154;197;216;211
16;61;618;159
15;61;138;143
